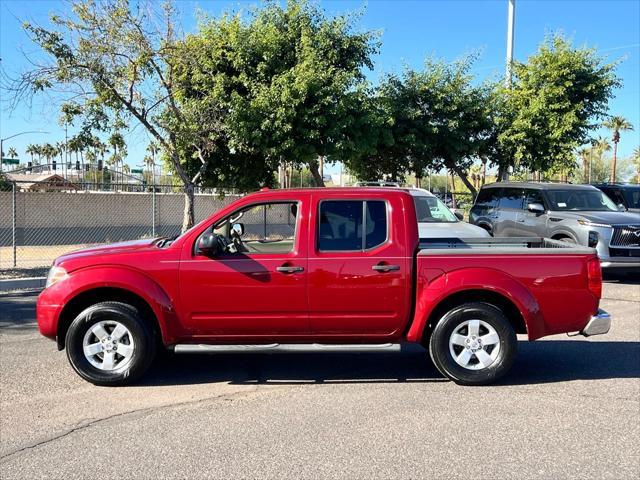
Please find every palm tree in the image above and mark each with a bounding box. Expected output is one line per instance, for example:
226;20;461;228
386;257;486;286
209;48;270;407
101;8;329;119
633;147;640;184
25;144;37;165
40;143;55;171
34;144;44;166
7;147;18;159
593;137;611;159
603;116;634;183
577;146;592;183
56;141;66;177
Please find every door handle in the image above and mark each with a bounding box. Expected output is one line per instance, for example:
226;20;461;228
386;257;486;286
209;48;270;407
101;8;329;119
276;265;304;274
516;219;525;223
372;264;400;272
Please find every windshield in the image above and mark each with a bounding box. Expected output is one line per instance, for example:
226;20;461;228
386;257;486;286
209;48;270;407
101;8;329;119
623;189;640;209
546;190;618;212
413;196;457;223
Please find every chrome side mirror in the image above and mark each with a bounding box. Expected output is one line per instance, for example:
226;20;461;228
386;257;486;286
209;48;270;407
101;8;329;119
527;203;545;214
617;203;626;212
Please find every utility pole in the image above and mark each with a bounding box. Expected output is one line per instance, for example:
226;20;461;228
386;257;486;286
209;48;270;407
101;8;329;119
505;0;516;88
1;131;49;173
503;0;516;181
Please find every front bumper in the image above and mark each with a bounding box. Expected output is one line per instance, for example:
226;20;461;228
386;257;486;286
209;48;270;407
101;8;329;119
580;309;611;336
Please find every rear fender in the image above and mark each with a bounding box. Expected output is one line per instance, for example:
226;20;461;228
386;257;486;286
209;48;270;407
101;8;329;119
406;267;545;342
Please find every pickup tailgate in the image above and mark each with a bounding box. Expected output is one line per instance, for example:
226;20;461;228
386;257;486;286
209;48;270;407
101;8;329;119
414;239;601;340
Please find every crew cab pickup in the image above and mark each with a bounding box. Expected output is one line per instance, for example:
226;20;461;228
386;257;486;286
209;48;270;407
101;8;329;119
37;188;611;386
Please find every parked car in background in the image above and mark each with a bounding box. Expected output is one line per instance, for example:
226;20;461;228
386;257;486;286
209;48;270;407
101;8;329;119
593;183;640;213
408;188;490;239
469;182;640;269
38;188;608;387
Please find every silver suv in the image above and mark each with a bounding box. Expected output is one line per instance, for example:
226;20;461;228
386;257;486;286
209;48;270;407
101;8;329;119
469;182;640;269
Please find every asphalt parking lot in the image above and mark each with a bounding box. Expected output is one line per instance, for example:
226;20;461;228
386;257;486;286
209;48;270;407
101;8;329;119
1;276;639;479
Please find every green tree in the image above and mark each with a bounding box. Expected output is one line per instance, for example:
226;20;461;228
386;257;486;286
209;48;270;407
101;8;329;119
7;147;18;160
10;0;225;231
633;147;640;184
344;55;492;196
25;144;37;164
172;0;378;188
497;34;620;178
602;115;634;182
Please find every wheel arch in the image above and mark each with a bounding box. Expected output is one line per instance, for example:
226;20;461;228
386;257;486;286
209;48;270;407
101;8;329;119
550;230;578;242
57;287;160;351
421;289;527;344
52;266;179;350
407;267;546;343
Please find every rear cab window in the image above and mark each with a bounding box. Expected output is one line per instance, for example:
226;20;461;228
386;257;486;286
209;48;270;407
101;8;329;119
318;200;388;251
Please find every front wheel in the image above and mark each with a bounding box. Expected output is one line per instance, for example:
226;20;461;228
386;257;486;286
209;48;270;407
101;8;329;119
428;302;517;386
66;301;156;386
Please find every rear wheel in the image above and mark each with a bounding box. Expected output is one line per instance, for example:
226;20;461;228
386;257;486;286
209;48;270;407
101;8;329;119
65;301;156;386
428;302;517;386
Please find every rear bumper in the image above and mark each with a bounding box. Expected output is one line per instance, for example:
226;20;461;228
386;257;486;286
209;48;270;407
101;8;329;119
580;309;611;336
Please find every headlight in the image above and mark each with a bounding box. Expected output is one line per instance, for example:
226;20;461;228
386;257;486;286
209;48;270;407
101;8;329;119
578;220;611;228
45;266;68;289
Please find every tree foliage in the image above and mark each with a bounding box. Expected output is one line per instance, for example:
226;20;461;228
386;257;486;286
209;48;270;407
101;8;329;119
494;34;620;177
8;0;227;231
344;56;492;195
170;0;379;186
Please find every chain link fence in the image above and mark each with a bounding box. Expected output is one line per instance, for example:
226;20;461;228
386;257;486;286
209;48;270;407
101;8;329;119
0;181;241;271
0;180;477;273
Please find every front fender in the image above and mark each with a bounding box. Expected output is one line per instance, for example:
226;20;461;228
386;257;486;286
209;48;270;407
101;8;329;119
37;265;179;345
406;267;545;342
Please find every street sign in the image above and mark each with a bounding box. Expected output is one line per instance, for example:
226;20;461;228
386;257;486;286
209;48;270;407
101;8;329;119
1;158;20;165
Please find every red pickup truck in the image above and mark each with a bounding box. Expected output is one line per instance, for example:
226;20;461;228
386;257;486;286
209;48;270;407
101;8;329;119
37;188;610;386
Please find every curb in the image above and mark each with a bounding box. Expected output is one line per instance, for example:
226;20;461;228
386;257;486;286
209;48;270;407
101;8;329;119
0;277;46;293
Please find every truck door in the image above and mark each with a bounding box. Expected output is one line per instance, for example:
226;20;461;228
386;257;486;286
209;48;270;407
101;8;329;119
179;200;308;336
307;195;411;337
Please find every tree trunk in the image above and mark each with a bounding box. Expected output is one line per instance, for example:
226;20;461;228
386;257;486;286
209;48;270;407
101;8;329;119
610;142;618;183
450;164;478;199
309;158;325;187
481;159;487;186
182;183;195;234
449;171;457;209
415;176;422;188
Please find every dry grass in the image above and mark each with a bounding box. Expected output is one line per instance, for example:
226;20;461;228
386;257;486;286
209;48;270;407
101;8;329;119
0;244;94;273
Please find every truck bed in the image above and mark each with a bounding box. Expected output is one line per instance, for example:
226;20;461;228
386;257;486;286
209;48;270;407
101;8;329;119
418;236;594;255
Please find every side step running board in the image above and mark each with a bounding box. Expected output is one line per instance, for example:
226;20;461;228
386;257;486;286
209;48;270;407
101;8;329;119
173;343;402;354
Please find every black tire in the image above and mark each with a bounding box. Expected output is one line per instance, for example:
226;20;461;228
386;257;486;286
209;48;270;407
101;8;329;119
428;302;517;386
65;301;156;386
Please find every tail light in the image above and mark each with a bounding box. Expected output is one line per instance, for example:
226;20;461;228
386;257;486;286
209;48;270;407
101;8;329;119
587;257;602;299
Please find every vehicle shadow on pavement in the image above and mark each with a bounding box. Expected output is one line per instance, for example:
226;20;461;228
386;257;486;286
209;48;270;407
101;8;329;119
139;340;640;387
603;271;640;285
0;291;37;331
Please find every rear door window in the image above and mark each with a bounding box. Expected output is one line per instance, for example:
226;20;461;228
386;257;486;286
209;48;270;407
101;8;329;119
318;200;387;251
498;188;524;210
474;189;500;210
